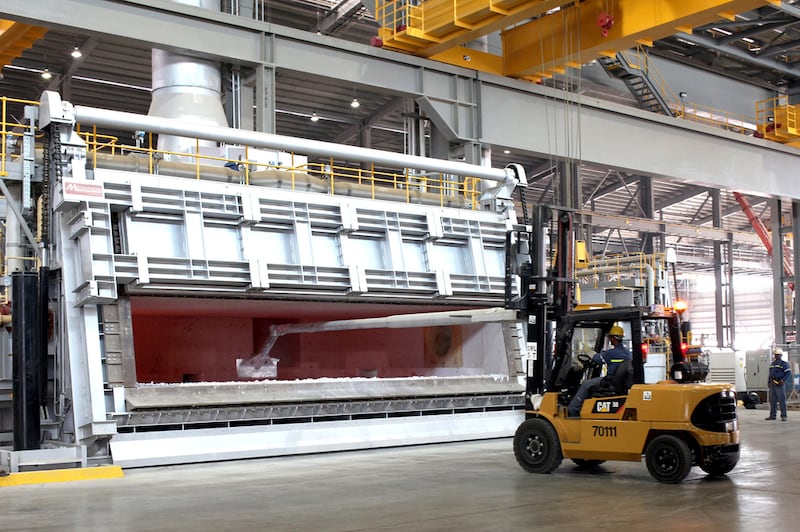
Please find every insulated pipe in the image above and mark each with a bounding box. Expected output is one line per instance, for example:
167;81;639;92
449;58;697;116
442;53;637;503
71;104;516;183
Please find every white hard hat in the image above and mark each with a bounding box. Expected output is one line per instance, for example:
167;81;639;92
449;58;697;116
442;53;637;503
773;347;784;356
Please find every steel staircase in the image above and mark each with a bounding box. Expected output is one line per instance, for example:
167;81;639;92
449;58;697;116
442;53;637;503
598;53;674;117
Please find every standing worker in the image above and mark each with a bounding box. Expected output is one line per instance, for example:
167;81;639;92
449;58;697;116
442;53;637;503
766;347;791;421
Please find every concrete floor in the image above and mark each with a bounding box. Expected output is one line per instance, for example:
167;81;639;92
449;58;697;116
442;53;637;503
0;407;799;531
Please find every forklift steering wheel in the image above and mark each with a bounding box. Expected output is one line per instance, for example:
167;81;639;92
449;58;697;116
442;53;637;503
577;354;600;369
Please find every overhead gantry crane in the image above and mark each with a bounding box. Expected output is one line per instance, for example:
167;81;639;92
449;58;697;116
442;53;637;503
374;0;780;82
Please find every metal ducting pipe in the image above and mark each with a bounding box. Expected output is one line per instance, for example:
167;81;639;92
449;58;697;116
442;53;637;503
148;0;228;157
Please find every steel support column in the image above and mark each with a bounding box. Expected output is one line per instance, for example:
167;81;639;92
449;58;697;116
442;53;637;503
794;200;800;344
711;189;734;347
772;199;796;344
638;176;655;254
254;62;276;134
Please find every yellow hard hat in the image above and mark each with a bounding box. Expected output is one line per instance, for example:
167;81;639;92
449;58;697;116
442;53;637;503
609;325;625;338
773;347;784;356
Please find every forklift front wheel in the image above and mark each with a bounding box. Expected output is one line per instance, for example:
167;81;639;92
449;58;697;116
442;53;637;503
513;418;563;474
645;434;693;483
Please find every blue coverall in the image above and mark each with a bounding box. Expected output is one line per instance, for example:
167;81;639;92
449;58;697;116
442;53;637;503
767;355;791;421
567;342;632;417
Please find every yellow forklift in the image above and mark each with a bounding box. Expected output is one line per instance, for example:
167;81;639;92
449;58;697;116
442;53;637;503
505;207;739;483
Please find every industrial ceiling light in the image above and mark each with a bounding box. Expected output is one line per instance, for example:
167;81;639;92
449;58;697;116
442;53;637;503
310;112;320;122
71;45;82;58
41;67;52;80
350;97;360;108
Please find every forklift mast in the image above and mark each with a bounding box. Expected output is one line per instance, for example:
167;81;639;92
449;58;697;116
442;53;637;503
504;203;576;395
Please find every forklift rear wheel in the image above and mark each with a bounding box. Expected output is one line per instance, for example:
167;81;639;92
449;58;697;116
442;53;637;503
645;434;692;483
513;418;563;474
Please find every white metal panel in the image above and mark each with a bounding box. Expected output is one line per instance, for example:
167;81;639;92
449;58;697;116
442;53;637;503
109;410;524;467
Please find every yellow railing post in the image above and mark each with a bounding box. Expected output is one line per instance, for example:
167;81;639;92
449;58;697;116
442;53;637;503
1;97;7;177
329;156;335;194
245;145;250;185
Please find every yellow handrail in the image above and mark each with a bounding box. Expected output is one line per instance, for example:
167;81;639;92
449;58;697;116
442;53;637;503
624;47;756;135
76;126;482;209
0;96;40;177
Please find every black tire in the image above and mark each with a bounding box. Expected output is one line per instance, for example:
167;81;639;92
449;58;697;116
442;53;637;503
513;418;563;474
645;434;693;483
572;459;606;469
699;454;738;476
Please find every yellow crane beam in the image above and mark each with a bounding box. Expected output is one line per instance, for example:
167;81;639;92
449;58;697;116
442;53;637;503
0;20;48;77
377;0;571;56
376;1;780;81
502;0;780;78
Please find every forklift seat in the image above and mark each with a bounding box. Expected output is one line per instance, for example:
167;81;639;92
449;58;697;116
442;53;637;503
591;359;633;398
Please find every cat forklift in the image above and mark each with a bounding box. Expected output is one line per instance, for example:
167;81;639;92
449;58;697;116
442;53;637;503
506;206;740;483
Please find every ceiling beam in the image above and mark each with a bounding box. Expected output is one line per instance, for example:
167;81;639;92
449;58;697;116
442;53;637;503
758;36;800;57
584;173;640;204
313;0;363;36
332;96;405;143
587;212;762;244
674;31;800;77
47;35;98;91
717;18;797;44
695;15;789;31
695;196;768;225
655;185;710;211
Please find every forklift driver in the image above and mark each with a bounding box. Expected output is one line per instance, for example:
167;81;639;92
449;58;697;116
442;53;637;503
567;325;632;417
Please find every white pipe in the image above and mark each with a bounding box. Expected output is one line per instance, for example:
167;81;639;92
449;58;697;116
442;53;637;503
71;104;514;183
645;263;655;307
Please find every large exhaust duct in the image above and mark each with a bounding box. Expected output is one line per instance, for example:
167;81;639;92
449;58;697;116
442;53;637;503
148;0;228;157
